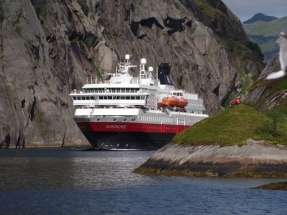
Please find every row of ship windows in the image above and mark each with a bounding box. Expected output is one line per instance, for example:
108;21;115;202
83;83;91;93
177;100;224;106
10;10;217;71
72;96;147;100
141;116;179;124
83;88;141;93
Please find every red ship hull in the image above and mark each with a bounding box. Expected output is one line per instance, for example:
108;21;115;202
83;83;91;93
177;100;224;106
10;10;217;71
76;122;190;149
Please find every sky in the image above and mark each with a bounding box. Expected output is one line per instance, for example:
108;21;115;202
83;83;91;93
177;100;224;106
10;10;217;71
222;0;287;22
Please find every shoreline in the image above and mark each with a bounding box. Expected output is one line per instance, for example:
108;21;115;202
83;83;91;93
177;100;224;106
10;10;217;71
134;140;287;178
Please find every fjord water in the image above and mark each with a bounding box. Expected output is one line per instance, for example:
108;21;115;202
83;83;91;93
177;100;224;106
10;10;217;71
0;148;286;215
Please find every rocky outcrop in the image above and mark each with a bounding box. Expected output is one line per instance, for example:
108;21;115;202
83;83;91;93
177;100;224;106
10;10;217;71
0;0;264;147
135;140;287;177
245;53;286;110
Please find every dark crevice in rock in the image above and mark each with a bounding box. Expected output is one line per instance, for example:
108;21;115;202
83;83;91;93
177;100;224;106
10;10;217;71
178;76;183;86
29;44;40;61
46;35;56;43
124;9;130;21
124;3;135;21
185;20;193;27
68;31;84;42
29;96;36;121
130;17;164;38
130;21;140;37
67;31;98;48
16;133;20;148
141;17;164;29
94;1;106;12
4;133;10;148
164;16;185;36
61;128;66;147
21;98;25;108
213;84;220;97
78;1;89;16
22;137;25;148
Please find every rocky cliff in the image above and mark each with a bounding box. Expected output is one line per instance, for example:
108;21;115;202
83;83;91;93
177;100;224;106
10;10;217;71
245;53;287;109
0;0;264;147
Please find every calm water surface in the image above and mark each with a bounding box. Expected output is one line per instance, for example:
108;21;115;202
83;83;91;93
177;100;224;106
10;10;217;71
0;148;286;215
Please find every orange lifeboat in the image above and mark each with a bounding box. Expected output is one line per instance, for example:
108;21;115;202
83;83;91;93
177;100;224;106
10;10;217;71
157;101;168;107
163;96;178;107
177;97;188;107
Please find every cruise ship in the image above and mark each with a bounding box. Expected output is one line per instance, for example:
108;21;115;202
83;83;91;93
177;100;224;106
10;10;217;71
69;55;208;149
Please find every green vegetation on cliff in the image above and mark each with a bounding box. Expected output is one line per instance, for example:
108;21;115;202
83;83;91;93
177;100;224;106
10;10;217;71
173;104;287;146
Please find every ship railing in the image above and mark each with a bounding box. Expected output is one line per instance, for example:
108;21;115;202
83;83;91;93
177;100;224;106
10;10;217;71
70;90;83;94
130;78;139;84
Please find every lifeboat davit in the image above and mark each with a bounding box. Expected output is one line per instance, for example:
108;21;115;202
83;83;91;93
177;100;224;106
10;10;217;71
177;97;188;107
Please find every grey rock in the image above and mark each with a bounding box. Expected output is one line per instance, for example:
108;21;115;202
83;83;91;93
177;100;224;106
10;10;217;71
0;0;264;147
138;141;287;176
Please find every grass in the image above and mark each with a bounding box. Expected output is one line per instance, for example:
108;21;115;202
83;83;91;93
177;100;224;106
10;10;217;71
251;77;287;96
172;104;287;146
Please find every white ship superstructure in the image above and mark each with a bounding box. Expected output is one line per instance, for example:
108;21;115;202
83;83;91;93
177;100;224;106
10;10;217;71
70;55;208;149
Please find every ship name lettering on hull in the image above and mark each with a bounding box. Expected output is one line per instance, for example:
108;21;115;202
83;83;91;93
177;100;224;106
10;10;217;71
106;125;127;129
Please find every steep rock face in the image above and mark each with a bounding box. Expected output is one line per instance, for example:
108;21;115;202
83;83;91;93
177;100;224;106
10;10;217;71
0;0;264;147
0;0;89;147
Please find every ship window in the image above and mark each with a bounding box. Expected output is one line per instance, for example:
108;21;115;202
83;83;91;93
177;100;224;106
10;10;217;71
131;96;135;100
104;96;107;100
82;97;86;100
136;96;140;100
108;96;112;99
120;96;125;100
99;96;103;99
126;96;130;100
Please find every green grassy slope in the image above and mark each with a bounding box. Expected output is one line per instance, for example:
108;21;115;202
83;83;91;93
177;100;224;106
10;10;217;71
173;104;287;146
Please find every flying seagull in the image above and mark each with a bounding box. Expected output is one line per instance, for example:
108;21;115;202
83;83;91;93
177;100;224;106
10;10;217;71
266;32;287;80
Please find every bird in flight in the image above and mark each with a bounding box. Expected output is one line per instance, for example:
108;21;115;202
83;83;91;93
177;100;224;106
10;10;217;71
266;32;287;80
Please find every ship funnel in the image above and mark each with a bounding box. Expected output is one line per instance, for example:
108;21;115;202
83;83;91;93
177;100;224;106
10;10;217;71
125;54;130;60
158;63;173;86
140;58;147;64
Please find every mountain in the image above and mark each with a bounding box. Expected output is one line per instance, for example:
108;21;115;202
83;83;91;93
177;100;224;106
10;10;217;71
0;0;264;147
243;13;278;24
243;16;287;62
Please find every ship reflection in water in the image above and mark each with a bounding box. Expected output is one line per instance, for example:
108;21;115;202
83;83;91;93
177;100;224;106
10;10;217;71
0;148;286;214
